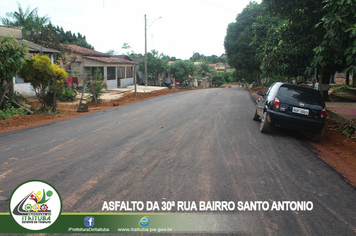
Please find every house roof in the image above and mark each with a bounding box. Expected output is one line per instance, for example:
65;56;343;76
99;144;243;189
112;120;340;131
17;39;59;53
133;57;143;64
167;61;175;65
194;62;202;66
112;55;133;61
62;44;110;57
83;56;134;65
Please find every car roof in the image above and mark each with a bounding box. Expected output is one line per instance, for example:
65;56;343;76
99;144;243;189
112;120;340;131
274;82;320;92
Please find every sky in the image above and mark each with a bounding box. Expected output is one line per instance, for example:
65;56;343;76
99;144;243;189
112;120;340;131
1;0;262;60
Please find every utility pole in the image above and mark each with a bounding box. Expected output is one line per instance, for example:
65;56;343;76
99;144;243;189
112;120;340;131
134;61;137;96
144;15;161;88
144;14;148;87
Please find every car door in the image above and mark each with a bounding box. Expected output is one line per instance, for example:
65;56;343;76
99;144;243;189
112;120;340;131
256;83;274;117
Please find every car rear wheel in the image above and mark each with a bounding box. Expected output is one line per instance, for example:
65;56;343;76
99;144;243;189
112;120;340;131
253;105;259;121
260;111;270;133
311;129;324;143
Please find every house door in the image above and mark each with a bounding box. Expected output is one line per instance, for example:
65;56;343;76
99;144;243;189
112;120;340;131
106;66;117;90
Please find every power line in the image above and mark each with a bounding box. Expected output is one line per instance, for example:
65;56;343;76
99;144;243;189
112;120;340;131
201;0;239;14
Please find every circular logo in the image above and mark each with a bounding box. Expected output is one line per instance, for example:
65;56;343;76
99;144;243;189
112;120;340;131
9;180;62;230
139;216;150;226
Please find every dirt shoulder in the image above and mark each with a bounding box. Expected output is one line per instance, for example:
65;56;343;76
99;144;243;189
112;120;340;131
248;86;356;188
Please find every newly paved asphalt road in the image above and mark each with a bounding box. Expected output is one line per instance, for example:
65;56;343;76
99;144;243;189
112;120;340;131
1;86;356;235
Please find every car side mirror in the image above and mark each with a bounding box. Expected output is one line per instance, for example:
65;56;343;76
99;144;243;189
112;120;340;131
256;91;263;96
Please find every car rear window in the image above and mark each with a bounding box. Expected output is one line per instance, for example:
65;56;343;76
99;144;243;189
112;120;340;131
278;86;324;104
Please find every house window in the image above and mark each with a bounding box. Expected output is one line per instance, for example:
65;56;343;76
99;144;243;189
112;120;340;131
107;67;116;80
118;66;125;79
84;66;104;78
126;66;133;78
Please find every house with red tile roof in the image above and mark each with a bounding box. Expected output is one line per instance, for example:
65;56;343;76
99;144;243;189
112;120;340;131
0;26;60;97
61;44;135;89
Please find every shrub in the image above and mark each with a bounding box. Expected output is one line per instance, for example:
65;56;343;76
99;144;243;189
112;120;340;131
87;69;106;102
212;74;226;87
59;88;77;101
0;101;28;120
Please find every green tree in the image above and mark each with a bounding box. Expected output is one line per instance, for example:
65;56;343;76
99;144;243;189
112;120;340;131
224;1;262;83
86;67;106;103
19;54;68;110
212;73;226;87
261;0;356;100
1;3;49;39
51;63;69;112
55;26;94;50
190;52;226;64
206;55;219;64
260;0;325;79
139;50;169;81
27;22;94;65
0;35;29;108
105;49;117;55
121;43;131;50
168;60;196;84
190;52;203;62
128;52;143;58
28;22;66;64
312;0;356;74
196;60;214;79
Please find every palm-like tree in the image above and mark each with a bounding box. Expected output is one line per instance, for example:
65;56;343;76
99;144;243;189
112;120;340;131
198;60;214;78
1;4;49;38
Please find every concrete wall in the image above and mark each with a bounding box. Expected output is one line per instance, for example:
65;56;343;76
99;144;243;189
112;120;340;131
120;78;134;87
13;78;36;97
0;26;22;38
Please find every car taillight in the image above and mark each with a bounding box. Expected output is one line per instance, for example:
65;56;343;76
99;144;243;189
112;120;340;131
321;108;326;118
274;97;280;110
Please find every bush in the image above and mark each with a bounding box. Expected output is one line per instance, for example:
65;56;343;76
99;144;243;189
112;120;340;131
59;88;77;101
339;119;356;138
212;74;226;87
13;91;27;104
330;83;349;93
0;101;28;120
87;69;106;102
19;55;68;111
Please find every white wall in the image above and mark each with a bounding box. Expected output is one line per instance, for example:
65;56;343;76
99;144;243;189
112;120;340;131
13;78;36;97
120;78;134;88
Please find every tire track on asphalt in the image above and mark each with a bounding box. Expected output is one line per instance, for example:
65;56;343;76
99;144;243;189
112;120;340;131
67;92;207;210
231;87;310;234
266;137;356;234
211;88;272;234
149;89;219;202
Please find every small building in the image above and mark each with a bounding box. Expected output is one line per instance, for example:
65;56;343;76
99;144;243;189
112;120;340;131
216;62;226;72
0;26;59;97
209;64;217;71
61;45;135;90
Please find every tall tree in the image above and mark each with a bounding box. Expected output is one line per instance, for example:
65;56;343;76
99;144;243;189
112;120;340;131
312;0;356;74
196;60;214;79
0;35;28;108
224;2;262;83
1;4;49;39
139;50;169;81
261;0;355;100
168;60;196;84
